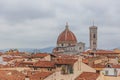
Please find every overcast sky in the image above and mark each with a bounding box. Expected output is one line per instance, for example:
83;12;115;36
0;0;120;49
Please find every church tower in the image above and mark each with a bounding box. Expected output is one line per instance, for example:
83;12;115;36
89;24;97;51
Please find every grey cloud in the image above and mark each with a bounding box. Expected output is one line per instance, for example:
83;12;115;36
0;0;55;23
0;0;120;49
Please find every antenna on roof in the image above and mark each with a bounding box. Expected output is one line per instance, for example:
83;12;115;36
93;19;94;26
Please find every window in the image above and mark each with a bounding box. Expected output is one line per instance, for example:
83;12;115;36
105;71;108;75
93;34;96;38
68;43;71;46
40;77;43;80
90;53;94;56
93;42;96;45
69;66;73;74
106;64;112;68
79;47;81;50
61;66;66;74
48;68;52;71
93;48;96;51
96;70;100;73
34;67;37;70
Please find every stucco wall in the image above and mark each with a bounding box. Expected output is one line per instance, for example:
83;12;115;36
45;57;96;80
81;61;96;72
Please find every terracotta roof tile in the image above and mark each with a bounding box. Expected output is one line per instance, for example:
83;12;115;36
55;58;77;65
112;65;120;68
0;52;3;56
32;53;49;58
91;64;106;68
30;72;53;80
0;70;25;80
75;72;99;80
82;59;89;64
95;50;120;54
54;53;78;59
15;61;34;67
83;50;120;54
33;61;55;68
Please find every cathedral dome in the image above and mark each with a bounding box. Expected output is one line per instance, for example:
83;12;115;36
57;23;77;46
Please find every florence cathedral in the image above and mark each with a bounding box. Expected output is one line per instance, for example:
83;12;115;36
53;22;97;54
53;23;85;54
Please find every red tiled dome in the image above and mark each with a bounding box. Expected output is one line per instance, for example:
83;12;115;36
57;23;77;45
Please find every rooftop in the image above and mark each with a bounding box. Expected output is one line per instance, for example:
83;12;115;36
33;61;55;68
30;72;53;80
75;72;99;80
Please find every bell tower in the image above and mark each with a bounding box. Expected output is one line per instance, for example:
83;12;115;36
89;24;97;51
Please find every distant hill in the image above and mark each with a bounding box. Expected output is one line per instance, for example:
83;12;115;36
40;47;54;53
0;47;54;53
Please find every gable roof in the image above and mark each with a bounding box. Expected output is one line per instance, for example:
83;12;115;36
83;50;120;55
75;72;99;80
0;70;25;80
55;58;77;65
32;53;49;58
33;61;55;68
30;72;53;80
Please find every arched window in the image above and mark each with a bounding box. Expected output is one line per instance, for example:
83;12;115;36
106;64;112;68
